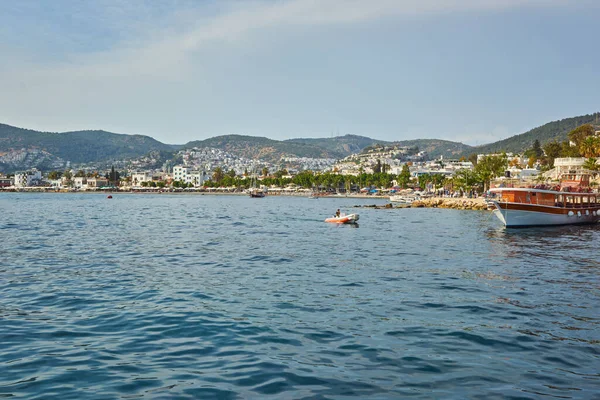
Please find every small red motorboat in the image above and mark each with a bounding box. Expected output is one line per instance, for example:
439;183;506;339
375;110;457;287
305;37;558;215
325;213;359;224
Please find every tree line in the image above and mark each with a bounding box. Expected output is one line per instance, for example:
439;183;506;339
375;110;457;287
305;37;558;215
522;124;600;171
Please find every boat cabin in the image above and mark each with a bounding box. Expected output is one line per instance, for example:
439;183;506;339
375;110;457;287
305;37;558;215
560;172;591;192
496;189;598;208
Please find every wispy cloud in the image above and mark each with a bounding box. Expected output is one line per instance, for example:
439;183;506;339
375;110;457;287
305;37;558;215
178;0;573;51
0;0;591;140
4;0;574;67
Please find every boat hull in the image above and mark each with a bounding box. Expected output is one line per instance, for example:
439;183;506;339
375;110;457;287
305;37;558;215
492;201;600;227
325;214;359;224
389;195;416;204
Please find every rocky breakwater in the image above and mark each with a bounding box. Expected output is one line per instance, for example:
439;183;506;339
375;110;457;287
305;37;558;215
411;197;488;210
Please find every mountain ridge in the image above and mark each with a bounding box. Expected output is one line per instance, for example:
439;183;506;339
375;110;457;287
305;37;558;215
1;111;598;172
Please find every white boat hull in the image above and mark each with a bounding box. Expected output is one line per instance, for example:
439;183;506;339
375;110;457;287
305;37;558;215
389;195;417;204
492;201;600;227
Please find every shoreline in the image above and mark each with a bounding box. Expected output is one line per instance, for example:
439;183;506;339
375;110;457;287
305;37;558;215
0;189;387;200
0;189;490;209
411;197;488;210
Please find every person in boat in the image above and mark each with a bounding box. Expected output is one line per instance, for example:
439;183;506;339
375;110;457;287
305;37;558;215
335;209;341;218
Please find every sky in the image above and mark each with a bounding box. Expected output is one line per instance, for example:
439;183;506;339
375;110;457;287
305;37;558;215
1;0;598;146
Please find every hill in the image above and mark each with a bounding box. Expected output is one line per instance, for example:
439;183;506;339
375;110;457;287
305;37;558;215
0;123;175;171
285;135;385;156
389;139;474;159
469;113;600;155
187;134;472;162
2;112;598;173
184;135;343;163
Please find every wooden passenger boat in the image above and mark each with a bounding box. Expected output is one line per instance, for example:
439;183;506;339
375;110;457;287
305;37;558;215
489;172;600;227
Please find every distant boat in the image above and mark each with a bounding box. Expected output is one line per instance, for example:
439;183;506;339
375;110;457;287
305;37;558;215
389;194;417;204
325;213;359;224
248;168;266;198
250;190;265;198
489;172;600;227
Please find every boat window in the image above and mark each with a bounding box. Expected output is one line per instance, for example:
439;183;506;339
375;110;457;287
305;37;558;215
566;196;573;206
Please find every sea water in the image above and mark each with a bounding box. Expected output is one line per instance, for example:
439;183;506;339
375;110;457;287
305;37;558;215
0;193;598;399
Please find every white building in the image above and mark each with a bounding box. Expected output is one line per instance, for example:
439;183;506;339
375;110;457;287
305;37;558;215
173;165;206;187
73;177;87;189
544;157;600;180
173;165;189;182
131;172;152;187
13;169;42;187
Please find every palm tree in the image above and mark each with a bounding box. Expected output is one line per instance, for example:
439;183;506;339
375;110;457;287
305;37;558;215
583;158;599;174
212;167;224;183
580;136;600;158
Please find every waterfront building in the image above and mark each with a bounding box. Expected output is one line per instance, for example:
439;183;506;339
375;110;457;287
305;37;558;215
13;169;42;187
173;165;189;182
173;165;206;187
86;177;110;188
131;172;153;187
73;177;87;189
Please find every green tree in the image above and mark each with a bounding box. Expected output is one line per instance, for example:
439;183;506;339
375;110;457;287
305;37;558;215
525;139;543;159
468;153;478;166
542;140;562;167
397;165;411;188
292;170;314;188
373;159;382;173
579;136;600;158
417;174;431;190
106;166;120;186
430;173;446;191
474;154;508;192
227;169;236;178
567;123;595;147
453;169;479;193
212;167;224;183
561;140;581;157
261;167;269;177
583;157;599;172
274;169;289;179
47;171;62;180
75;169;86;177
62;170;73;187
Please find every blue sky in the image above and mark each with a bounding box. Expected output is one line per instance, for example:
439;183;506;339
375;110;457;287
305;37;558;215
1;0;598;145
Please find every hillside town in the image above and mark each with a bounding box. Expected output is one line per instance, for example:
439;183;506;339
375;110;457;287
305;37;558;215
2;141;599;194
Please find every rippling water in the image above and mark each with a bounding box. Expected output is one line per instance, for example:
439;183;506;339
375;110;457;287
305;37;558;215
1;193;598;399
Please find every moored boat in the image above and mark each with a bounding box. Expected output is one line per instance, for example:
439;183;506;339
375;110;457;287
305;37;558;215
389;194;417;204
489;172;600;227
325;213;359;224
249;190;265;198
